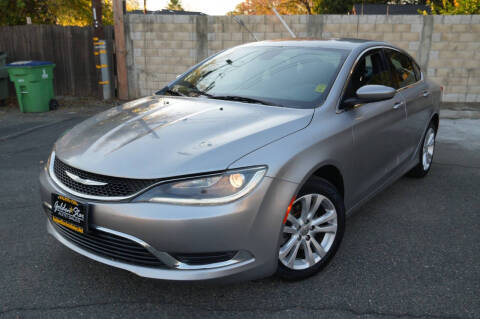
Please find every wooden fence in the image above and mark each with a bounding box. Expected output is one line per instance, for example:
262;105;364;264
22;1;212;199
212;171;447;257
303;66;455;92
0;25;115;97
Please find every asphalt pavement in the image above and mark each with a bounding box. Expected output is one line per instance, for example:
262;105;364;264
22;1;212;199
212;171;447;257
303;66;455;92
0;105;478;319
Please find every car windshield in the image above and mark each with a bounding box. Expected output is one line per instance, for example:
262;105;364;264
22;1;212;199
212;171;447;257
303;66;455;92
161;45;350;109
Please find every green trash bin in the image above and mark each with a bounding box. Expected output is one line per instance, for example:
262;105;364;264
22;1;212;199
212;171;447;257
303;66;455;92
7;61;56;113
0;52;7;104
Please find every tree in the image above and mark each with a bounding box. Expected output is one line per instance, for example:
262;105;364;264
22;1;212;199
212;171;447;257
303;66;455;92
0;0;56;25
0;0;140;26
230;0;314;15
53;0;106;26
425;0;480;14
166;0;184;11
54;0;140;26
230;0;397;15
313;0;393;14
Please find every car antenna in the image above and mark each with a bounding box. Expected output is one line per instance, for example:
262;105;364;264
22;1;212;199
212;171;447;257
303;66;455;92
272;6;296;38
230;15;259;41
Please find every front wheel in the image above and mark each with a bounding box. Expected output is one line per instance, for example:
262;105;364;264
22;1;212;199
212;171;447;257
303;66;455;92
276;177;345;281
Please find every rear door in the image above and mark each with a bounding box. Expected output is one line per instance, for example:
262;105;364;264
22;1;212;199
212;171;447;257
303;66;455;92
384;49;432;160
343;48;408;204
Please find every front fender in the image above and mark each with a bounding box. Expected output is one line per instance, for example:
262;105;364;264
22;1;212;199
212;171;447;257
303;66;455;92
228;106;356;210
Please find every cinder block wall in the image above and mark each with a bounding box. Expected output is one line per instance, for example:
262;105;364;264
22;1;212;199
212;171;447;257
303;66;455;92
125;14;480;102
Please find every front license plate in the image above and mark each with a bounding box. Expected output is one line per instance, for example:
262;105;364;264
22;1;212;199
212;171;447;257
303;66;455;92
51;194;88;234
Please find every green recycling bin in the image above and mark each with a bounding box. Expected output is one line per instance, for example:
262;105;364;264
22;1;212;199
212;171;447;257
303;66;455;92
7;61;56;113
0;52;7;104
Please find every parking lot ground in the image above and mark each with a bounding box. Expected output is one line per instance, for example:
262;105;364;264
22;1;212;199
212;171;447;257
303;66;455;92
0;105;479;319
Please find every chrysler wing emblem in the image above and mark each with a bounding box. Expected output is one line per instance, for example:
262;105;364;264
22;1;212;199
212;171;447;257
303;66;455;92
65;171;108;186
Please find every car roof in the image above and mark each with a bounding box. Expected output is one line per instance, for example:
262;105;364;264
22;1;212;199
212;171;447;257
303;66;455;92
244;38;388;51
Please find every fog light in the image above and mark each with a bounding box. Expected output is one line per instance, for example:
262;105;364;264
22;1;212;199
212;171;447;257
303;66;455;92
229;173;245;188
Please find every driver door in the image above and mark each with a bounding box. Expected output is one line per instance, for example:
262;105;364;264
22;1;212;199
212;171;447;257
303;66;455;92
343;49;408;204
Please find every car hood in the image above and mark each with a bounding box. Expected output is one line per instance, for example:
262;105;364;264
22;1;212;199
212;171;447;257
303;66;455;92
55;96;313;179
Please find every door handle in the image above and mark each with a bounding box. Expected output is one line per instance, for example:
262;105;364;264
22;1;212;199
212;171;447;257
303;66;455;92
422;90;430;97
393;102;403;109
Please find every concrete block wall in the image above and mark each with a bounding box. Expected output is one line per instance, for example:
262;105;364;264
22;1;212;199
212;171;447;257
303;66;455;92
125;14;480;102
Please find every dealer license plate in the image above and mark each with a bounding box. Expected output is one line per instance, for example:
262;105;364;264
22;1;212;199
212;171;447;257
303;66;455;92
51;194;88;234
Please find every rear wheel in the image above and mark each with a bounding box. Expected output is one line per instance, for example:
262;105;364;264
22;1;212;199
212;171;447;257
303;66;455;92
276;177;345;281
407;122;436;178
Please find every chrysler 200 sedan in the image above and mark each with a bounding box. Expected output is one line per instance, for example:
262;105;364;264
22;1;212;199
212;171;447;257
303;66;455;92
40;39;440;281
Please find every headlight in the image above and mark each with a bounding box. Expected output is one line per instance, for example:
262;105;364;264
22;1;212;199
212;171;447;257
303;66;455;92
133;166;267;205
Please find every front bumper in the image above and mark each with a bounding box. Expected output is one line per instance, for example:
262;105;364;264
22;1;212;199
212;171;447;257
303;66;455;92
39;165;298;281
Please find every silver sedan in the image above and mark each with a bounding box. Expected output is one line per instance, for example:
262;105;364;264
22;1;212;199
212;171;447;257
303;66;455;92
39;39;441;282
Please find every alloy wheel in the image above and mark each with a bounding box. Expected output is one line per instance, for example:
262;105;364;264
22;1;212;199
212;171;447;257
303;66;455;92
279;194;338;270
422;127;435;171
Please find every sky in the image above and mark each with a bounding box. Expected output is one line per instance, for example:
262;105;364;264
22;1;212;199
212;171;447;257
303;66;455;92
144;0;244;15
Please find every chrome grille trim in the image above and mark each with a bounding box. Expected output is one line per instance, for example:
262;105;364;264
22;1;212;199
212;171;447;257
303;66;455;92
52;222;166;267
94;226;180;268
48;152;158;201
43;180;254;270
48;215;253;270
53;157;158;196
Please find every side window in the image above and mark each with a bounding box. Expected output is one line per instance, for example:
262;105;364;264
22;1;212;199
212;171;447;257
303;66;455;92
386;50;416;88
412;61;422;81
344;49;394;100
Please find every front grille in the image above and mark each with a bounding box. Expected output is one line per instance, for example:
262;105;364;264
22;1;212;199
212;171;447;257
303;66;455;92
171;251;237;265
53;157;161;197
52;222;165;267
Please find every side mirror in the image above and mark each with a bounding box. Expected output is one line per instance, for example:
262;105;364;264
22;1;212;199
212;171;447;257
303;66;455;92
341;85;396;109
356;85;396;102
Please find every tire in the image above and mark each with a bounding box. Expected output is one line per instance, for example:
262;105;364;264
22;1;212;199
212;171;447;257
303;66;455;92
49;99;59;111
407;122;436;178
276;176;345;281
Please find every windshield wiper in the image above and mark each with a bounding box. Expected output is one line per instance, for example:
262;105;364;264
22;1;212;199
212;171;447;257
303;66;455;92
163;87;276;106
162;88;185;96
190;88;214;98
211;95;276;106
163;87;215;99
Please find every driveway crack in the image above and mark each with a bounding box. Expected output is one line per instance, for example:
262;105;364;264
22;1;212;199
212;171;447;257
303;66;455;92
0;118;77;142
0;301;471;319
433;162;480;169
